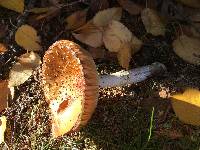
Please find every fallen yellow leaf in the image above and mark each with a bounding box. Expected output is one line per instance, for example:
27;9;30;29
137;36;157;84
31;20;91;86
0;0;24;13
117;44;132;69
73;21;103;48
93;7;122;27
15;25;42;51
8;52;41;87
0;43;7;54
172;34;200;65
103;20;142;68
103;20;132;52
0;116;6;144
65;9;87;30
0;80;9;112
141;8;165;36
171;88;200;126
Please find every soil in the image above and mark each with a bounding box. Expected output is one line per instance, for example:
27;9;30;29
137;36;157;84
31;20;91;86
0;0;200;149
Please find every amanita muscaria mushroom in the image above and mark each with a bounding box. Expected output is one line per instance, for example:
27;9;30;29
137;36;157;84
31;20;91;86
42;40;166;138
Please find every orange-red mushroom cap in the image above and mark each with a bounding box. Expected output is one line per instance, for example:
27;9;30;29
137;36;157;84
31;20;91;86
41;40;99;137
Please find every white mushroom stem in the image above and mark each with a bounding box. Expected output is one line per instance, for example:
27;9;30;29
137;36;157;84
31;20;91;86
99;62;166;88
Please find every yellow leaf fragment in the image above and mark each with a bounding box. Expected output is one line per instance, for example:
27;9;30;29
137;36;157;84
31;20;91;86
0;0;24;13
15;25;42;51
29;7;49;14
172;35;200;65
178;0;200;8
0;116;6;144
0;80;9;112
8;52;41;87
0;43;7;54
65;9;87;30
171;88;200;126
73;21;103;48
117;44;132;69
93;7;122;27
141;8;165;36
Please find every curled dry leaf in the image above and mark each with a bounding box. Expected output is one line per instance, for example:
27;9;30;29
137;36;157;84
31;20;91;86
141;8;165;36
178;0;200;8
65;9;87;30
73;21;103;48
172;35;200;65
103;20;132;52
117;0;144;15
35;5;61;20
117;44;132;69
171;88;200;126
0;116;6;144
15;24;42;51
0;80;9;112
0;43;7;54
0;0;24;13
8;52;41;87
103;20;142;69
93;7;122;27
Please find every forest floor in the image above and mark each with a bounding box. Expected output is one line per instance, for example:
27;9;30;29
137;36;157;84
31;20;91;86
0;0;200;149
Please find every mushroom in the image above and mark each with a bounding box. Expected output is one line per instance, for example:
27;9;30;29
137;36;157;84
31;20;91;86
42;40;166;138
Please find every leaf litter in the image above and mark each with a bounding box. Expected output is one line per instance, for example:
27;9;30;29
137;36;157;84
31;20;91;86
0;0;200;149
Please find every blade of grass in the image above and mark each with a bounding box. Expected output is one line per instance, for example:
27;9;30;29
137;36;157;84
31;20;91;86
148;107;154;141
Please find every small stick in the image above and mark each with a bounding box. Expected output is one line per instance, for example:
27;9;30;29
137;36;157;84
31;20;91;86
99;62;166;88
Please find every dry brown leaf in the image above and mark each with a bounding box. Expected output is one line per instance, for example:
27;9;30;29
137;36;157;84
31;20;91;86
93;7;122;27
0;43;7;54
117;0;144;15
171;88;200;125
117;44;132;69
141;8;165;36
73;21;103;48
172;35;200;65
155;128;183;140
103;20;132;52
88;46;106;59
0;116;6;144
35;6;61;20
0;80;9;112
0;0;24;13
15;24;42;51
103;21;140;68
29;7;49;14
8;52;41;87
182;24;200;38
0;22;8;39
65;9;87;30
90;0;109;13
178;0;200;8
